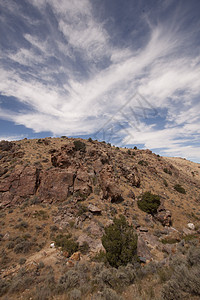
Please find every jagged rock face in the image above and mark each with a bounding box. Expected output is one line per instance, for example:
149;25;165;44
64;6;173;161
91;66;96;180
120;166;140;187
0;140;14;152
0;139;142;206
100;165;124;203
0;166;39;207
38;169;75;202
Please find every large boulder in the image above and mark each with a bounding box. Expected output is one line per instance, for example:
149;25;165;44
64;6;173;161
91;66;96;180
155;206;172;227
38;168;75;202
0;165;40;206
100;165;123;203
73;168;92;197
120;166;140;187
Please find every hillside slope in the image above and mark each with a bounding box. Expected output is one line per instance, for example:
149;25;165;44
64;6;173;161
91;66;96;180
0;137;200;299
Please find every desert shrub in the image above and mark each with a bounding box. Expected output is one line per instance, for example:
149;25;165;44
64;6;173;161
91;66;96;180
55;234;79;256
33;210;49;220
101;288;123;300
163;168;172;175
7;241;15;249
30;196;41;205
77;204;88;216
161;238;179;244
19;257;26;265
134;146;137;150
102;215;138;268
59;270;80;289
73;140;86;152
174;184;186;194
70;288;82;300
162;264;200;299
0;278;10;296
92;251;108;264
187;246;200;266
79;241;89;254
14;241;33;254
9;268;33;293
127;149;131;155
137;191;160;215
88;137;93;142
50;225;59;232
34;286;53;300
163;179;168;187
15;220;29;230
96;268;116;288
138;160;148;166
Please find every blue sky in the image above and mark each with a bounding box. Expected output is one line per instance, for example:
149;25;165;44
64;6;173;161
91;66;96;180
0;0;200;162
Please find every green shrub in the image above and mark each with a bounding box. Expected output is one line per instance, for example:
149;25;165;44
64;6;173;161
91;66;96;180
174;184;186;194
73;140;86;152
102;215;137;268
55;234;79;256
93;250;108;264
138;160;148;166
127;149;131;155
134;146;137;150
88;137;93;142
79;241;89;254
163;168;172;175
163;179;168;187
137;191;160;215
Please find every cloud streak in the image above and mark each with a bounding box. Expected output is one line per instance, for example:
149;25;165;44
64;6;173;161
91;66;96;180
0;0;200;162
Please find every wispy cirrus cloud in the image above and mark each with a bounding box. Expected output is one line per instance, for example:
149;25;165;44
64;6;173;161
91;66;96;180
0;0;200;162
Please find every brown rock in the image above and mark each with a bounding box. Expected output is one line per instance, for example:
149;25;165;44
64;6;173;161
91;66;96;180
38;169;75;201
70;251;81;261
155;208;172;227
74;168;92;197
100;165;123;203
137;235;152;260
88;204;101;214
66;260;74;267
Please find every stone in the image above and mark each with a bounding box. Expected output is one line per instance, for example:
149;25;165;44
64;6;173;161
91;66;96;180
88;204;101;214
187;223;195;230
70;251;81;261
137;235;152;260
139;227;148;232
66;260;74;267
155;207;172;227
127;190;135;199
38;169;75;201
86;221;103;237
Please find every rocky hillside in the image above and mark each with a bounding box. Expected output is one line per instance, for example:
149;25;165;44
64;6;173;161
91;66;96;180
0;137;200;299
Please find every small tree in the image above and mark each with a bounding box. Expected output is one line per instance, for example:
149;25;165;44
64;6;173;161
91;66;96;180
102;215;137;268
174;184;186;194
137;191;160;215
73;140;86;152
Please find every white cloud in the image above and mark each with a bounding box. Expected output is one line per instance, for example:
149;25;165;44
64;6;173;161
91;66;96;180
0;0;200;161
